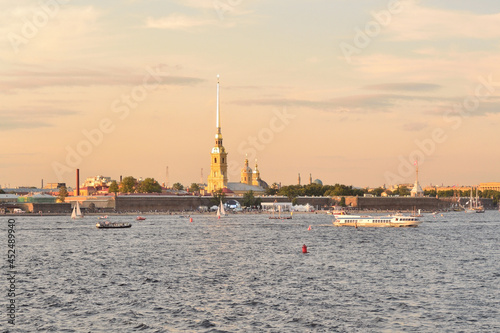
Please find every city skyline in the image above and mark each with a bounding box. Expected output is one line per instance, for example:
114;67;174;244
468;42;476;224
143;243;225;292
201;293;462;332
2;0;500;189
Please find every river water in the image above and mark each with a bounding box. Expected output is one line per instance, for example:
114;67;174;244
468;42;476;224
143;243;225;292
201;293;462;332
2;211;499;332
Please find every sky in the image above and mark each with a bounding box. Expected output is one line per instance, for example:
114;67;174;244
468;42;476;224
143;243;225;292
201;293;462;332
1;0;500;189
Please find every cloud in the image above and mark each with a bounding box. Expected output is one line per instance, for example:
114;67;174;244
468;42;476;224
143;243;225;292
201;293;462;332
1;5;102;57
0;120;52;131
232;94;413;113
385;2;500;41
146;14;214;29
402;122;428;131
427;97;500;117
0;66;204;93
363;83;441;92
0;108;79;130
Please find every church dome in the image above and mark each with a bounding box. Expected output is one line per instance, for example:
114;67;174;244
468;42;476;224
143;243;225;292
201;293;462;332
313;179;323;185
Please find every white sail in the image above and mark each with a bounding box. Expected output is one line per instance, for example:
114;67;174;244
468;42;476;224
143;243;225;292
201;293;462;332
76;201;82;216
71;202;83;219
220;200;226;216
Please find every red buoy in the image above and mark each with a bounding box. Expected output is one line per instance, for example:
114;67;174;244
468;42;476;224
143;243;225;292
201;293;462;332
302;244;308;253
189;217;193;223
308;225;311;231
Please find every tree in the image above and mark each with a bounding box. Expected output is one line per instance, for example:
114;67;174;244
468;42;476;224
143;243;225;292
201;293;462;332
137;178;162;193
242;190;261;207
396;186;410;196
120;176;137;193
303;183;324;196
265;187;278;195
0;189;4;194
278;185;304;201
370;187;385;197
339;196;346;207
172;182;184;191
57;186;68;202
189;183;200;193
211;189;226;206
108;181;119;195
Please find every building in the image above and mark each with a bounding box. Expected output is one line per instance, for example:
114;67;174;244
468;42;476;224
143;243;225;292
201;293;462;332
478;182;500;192
17;193;57;204
43;183;66;190
82;175;113;188
226;159;268;195
410;161;424;197
206;76;267;195
207;75;228;193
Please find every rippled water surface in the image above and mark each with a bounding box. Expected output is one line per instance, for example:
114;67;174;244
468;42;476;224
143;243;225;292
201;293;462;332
3;212;500;332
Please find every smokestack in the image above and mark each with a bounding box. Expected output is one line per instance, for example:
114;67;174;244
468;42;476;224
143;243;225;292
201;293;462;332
41;179;44;189
76;169;80;196
120;175;122;183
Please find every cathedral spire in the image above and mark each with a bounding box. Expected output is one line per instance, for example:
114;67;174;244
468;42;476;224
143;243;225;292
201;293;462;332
216;74;221;135
208;74;228;193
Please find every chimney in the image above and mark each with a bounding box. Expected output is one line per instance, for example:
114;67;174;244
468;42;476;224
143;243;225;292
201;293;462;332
76;169;80;196
120;175;122;183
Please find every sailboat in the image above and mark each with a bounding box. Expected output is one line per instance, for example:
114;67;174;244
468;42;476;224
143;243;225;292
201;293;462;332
269;203;281;219
464;187;475;213
71;201;84;219
217;200;226;219
473;187;485;213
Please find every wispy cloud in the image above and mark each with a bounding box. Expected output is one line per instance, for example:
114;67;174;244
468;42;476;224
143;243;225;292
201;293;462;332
363;83;441;92
402;122;428;131
427;97;500;117
0;120;52;131
385;2;500;41
0;67;204;93
146;14;214;29
0;108;78;130
232;94;415;113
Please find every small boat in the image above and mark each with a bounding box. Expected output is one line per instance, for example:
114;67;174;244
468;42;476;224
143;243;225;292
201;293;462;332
136;216;146;221
71;201;84;219
327;207;349;215
98;215;108;219
217;200;226;219
410;208;423;217
464;186;485;213
96;221;131;229
269;203;292;219
333;214;421;228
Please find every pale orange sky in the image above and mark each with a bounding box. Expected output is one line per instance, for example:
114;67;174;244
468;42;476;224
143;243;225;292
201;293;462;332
1;0;500;189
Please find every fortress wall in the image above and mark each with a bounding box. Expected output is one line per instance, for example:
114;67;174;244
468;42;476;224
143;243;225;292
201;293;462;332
355;197;449;211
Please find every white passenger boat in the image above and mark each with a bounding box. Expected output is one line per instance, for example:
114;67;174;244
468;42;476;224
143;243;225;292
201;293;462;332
333;214;421;228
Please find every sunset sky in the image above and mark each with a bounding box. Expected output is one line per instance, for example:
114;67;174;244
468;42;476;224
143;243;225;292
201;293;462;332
2;0;500;189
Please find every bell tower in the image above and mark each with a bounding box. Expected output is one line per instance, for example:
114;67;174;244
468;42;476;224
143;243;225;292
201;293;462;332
207;75;228;193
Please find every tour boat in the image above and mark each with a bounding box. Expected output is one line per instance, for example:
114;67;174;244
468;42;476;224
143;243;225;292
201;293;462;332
333;214;421;228
96;221;131;229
